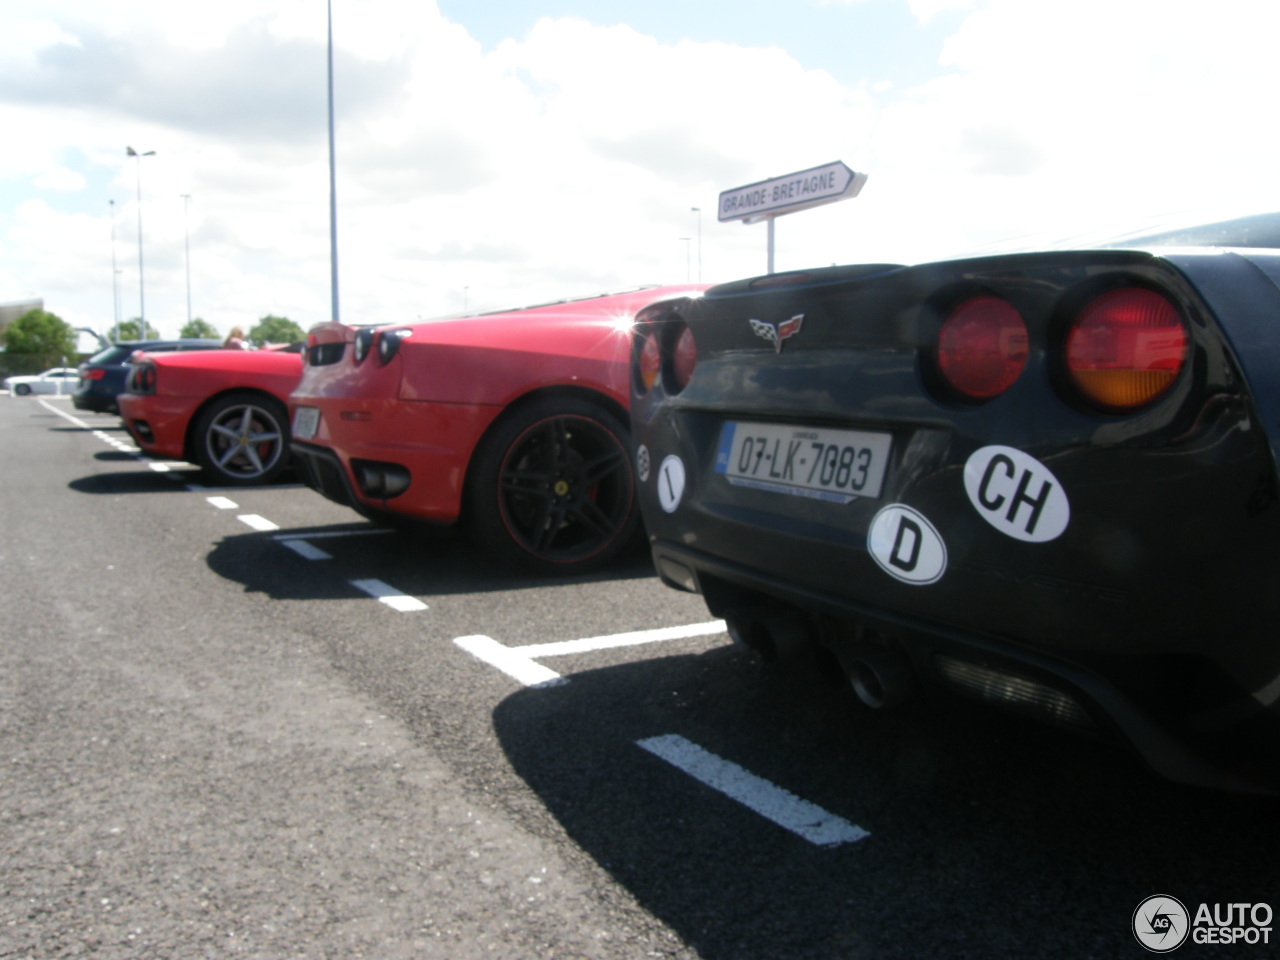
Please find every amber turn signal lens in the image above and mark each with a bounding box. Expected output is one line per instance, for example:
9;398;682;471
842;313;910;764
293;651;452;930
936;296;1029;400
636;332;660;393
1066;288;1187;410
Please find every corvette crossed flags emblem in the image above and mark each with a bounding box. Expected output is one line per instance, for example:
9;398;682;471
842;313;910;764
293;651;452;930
749;314;804;353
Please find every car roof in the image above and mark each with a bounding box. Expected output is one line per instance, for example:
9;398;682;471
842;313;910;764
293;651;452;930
85;339;221;364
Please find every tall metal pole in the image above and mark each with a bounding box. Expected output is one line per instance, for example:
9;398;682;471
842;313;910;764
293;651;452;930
691;206;702;282
680;237;691;282
126;146;155;337
181;194;192;327
766;216;775;275
109;199;120;342
327;0;341;324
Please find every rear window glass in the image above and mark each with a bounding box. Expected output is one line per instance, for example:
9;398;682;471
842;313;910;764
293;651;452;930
86;346;135;365
86;340;218;365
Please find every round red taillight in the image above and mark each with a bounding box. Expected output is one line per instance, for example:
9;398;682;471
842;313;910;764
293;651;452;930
936;296;1028;400
1065;288;1187;410
131;364;156;394
636;332;660;393
670;325;697;393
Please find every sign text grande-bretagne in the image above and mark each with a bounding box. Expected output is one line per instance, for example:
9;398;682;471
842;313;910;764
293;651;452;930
718;161;867;223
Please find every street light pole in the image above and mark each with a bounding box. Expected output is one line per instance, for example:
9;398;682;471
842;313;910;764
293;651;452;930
327;0;341;324
126;146;155;339
679;237;691;283
109;199;121;342
691;206;702;282
181;194;192;328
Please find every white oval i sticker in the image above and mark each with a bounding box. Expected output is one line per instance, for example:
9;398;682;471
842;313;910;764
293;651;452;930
867;504;947;585
657;455;686;514
963;445;1069;542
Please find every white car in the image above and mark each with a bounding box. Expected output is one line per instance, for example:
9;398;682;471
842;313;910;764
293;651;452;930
4;367;80;396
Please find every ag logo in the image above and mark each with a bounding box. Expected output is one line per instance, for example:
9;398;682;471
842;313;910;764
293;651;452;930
748;314;804;353
657;455;686;514
963;445;1070;542
636;444;651;484
1133;895;1190;953
867;504;947;585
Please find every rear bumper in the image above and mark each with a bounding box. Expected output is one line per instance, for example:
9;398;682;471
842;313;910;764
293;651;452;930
287;397;502;523
651;538;1280;794
292;441;362;508
72;392;117;412
117;394;190;460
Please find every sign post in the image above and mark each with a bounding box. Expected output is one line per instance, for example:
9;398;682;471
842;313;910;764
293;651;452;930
718;161;867;274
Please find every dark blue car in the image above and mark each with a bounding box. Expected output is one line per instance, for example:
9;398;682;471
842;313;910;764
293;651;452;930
74;339;220;413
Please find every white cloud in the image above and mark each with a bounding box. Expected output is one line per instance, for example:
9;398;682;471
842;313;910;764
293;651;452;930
33;166;87;192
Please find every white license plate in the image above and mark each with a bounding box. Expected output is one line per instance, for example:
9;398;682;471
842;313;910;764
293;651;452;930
292;406;320;440
714;421;892;503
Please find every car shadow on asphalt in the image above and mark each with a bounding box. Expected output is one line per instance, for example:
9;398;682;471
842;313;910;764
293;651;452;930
487;647;1280;959
67;469;192;496
69;464;305;490
203;523;658;600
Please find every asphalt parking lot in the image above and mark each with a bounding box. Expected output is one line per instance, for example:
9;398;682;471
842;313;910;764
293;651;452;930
2;395;1276;959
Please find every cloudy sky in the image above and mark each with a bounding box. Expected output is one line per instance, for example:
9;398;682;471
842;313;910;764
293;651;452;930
2;0;1277;340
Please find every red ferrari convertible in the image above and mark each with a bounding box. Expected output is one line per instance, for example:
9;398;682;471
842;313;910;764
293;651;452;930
290;285;706;574
119;345;304;486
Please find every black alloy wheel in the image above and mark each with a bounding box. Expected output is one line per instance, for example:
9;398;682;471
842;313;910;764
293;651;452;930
468;396;637;575
14;383;30;396
193;391;291;486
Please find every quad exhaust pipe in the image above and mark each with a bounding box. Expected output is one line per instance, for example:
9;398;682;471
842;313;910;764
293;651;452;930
723;608;811;662
724;607;913;708
842;645;911;709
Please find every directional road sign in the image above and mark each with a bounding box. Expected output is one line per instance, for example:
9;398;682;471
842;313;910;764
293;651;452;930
718;161;867;224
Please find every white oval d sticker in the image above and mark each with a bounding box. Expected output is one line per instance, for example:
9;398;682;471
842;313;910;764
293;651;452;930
657;455;686;514
963;445;1069;542
867;504;947;585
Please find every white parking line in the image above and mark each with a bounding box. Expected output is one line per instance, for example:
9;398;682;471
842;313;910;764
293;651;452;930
512;621;726;658
90;429;136;452
237;514;280;532
454;620;726;687
37;399;89;428
272;529;396;541
281;539;333;561
207;496;238;510
454;635;566;687
636;734;869;848
350;578;428;612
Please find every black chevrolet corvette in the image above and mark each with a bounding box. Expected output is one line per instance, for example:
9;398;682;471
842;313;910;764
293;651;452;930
630;212;1280;793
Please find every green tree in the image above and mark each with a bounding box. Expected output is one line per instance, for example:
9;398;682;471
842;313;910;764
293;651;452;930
180;317;220;339
249;314;305;346
116;318;161;340
1;308;77;357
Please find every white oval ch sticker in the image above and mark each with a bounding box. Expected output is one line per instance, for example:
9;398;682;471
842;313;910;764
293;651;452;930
867;504;947;585
963;445;1069;543
657;455;686;514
